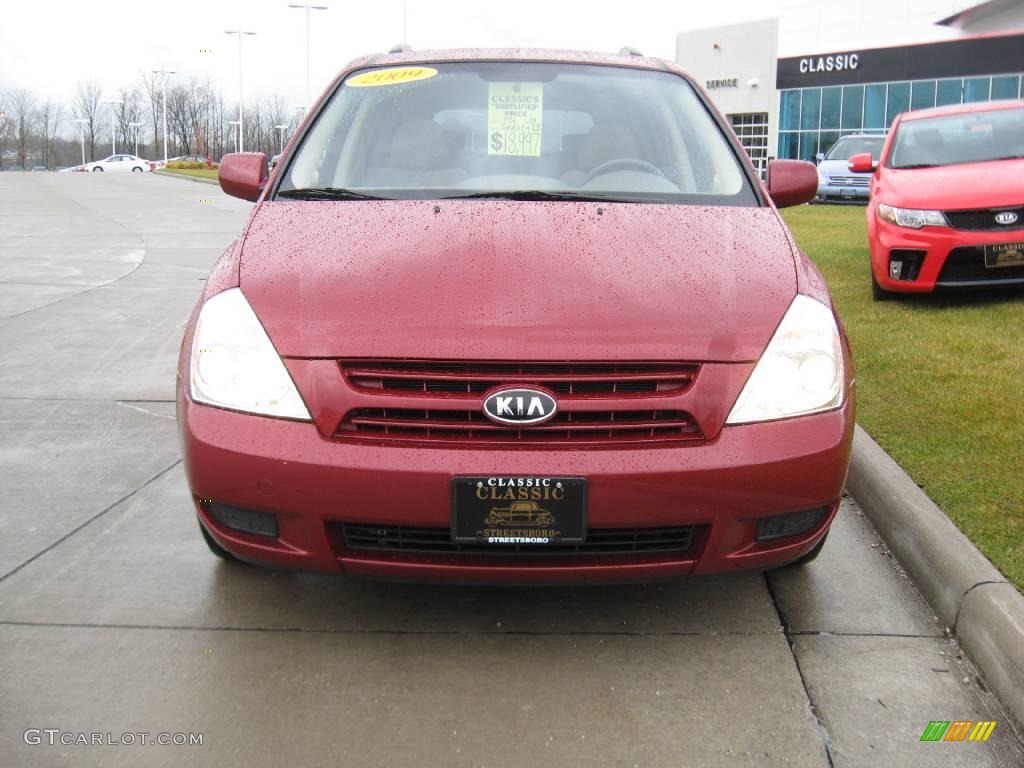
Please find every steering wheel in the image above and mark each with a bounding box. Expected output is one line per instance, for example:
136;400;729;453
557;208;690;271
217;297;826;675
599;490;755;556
584;158;666;183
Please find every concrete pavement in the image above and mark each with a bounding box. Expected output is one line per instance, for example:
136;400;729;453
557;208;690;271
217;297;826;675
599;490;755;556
1;173;1022;767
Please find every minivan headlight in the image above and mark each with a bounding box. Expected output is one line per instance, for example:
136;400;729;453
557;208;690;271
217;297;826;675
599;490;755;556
878;204;947;229
189;288;311;420
726;295;844;425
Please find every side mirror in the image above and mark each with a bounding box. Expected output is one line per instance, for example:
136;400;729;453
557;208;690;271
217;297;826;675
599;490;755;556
219;152;268;202
848;153;876;174
766;159;817;208
815;152;825;164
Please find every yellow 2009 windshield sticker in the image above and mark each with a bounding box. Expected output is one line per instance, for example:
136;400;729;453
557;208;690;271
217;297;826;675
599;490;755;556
488;83;543;157
346;66;438;87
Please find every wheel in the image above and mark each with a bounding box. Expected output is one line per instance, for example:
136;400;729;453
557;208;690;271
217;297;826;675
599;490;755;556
132;166;143;173
91;167;103;172
786;531;829;568
199;521;241;562
871;271;894;301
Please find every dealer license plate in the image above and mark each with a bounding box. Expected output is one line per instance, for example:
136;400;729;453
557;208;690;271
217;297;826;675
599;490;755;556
984;242;1024;269
451;477;587;545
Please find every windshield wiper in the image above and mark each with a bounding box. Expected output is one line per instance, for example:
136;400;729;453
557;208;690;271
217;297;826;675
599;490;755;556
438;190;653;203
276;187;392;201
895;164;939;170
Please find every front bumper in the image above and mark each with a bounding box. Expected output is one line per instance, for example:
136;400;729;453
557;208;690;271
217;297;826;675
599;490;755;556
178;387;855;583
869;217;1024;293
815;182;870;204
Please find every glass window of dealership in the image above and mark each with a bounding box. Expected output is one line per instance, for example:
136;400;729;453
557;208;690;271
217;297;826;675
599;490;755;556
775;34;1024;161
779;75;1023;160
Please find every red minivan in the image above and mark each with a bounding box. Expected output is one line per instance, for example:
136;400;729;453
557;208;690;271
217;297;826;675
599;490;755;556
177;48;854;583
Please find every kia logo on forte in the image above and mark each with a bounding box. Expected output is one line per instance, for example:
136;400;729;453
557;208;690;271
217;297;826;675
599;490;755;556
995;212;1019;225
482;387;558;426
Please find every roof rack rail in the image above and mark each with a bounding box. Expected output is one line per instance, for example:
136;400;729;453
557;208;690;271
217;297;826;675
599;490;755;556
388;43;413;53
618;46;643;57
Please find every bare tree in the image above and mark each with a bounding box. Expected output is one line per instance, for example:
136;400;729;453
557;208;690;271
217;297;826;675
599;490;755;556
73;80;103;161
38;100;63;168
166;83;189;155
0;90;9;171
265;94;288;154
8;89;36;170
139;70;164;158
116;86;144;155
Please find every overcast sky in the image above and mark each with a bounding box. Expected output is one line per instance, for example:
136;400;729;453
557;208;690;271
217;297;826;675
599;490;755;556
0;0;964;107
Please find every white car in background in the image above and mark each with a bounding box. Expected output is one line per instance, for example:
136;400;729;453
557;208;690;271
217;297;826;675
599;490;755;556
84;154;152;173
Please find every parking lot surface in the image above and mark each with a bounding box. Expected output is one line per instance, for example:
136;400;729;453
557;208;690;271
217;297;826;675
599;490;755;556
1;173;1022;767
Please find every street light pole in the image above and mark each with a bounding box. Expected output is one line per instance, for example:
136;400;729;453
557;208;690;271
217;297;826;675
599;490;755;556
275;124;289;153
227;120;241;153
224;28;256;152
103;99;124;155
287;2;327;110
73;118;88;167
129;121;144;157
152;69;176;164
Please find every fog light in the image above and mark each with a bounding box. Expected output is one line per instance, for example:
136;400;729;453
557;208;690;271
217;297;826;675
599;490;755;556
889;261;903;280
206;502;279;538
755;507;827;542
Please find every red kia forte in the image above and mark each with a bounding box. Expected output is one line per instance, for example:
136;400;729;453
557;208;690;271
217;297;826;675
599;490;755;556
177;49;855;583
850;100;1024;300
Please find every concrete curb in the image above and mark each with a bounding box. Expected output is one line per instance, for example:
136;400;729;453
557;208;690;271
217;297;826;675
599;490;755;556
154;170;219;186
846;425;1024;728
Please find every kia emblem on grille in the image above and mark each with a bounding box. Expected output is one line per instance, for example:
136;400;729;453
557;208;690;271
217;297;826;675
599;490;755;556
995;212;1019;225
482;387;558;426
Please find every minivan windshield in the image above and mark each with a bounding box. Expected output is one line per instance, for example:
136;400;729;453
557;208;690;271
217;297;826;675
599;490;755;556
825;135;884;162
276;62;757;206
889;106;1024;169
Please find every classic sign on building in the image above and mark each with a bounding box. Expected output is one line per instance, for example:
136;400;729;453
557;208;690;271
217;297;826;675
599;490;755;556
798;53;860;74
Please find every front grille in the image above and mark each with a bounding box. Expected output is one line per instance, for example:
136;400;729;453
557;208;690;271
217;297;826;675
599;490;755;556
937;246;1024;284
336;522;698;556
342;359;699;397
944;206;1024;231
827;176;871;187
335;408;703;445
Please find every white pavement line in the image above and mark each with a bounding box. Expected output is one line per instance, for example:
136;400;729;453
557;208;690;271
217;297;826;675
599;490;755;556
847;425;1024;731
115;401;176;420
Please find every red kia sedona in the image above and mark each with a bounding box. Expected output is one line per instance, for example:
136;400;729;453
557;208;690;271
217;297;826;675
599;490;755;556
177;49;854;583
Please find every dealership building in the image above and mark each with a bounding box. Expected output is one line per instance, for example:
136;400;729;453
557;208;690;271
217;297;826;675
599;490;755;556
676;0;1024;175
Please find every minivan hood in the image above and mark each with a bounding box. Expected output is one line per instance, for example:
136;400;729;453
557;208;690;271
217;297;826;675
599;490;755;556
879;158;1024;210
239;200;797;362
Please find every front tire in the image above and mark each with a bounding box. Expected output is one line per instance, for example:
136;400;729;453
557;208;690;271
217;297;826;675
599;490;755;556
92;167;103;173
786;531;829;568
199;522;241;563
871;271;894;302
132;166;143;173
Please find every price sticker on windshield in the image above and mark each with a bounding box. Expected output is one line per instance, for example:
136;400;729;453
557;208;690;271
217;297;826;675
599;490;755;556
487;82;543;157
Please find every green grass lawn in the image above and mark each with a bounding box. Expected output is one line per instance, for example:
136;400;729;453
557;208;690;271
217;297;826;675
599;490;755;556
159;167;219;180
782;205;1023;587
